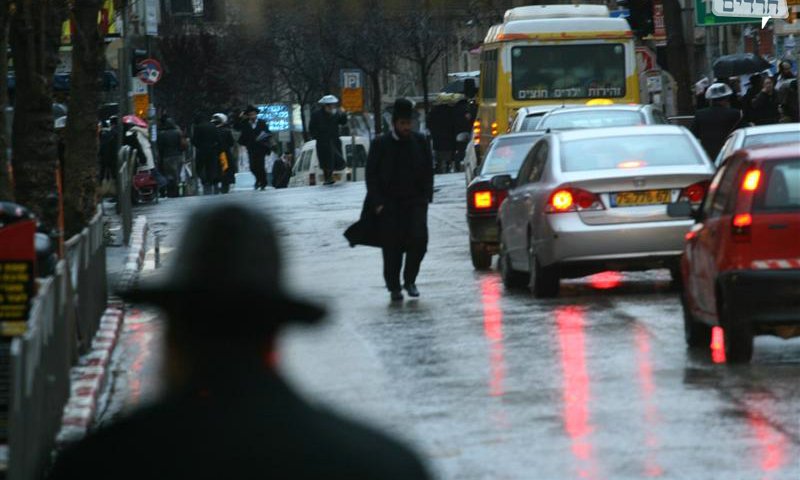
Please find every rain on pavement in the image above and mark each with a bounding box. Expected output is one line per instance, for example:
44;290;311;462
100;173;800;480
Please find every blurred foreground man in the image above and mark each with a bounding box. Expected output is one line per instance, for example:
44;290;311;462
49;205;430;479
366;98;434;302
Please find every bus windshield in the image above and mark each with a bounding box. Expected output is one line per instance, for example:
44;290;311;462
511;44;627;101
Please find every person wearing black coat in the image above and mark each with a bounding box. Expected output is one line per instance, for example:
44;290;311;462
750;76;781;126
192;116;223;195
309;95;347;185
426;96;456;173
366;98;434;302
157;117;185;197
48;205;431;480
691;82;742;160
212;113;237;194
235;105;271;190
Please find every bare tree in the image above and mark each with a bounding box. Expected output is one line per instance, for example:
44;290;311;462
9;0;67;229
63;0;105;236
0;0;11;201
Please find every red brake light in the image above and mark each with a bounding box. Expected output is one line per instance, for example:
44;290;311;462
680;180;710;205
618;160;646;169
474;191;493;209
547;187;604;213
473;120;481;146
732;213;752;228
742;169;761;192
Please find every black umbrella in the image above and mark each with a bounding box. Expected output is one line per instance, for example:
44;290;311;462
713;53;771;78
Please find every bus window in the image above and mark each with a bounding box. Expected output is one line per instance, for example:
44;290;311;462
481;50;498;100
511;44;626;101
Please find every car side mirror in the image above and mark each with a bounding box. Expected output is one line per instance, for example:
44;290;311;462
491;174;513;190
667;201;698;220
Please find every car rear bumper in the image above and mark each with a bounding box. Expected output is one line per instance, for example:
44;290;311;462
538;213;692;268
718;269;800;328
468;213;499;245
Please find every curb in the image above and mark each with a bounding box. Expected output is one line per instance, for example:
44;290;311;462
56;215;148;446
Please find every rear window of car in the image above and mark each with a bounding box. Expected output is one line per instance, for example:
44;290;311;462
755;158;800;211
538;110;643;130
743;131;800;148
560;134;703;172
520;114;545;131
481;136;538;175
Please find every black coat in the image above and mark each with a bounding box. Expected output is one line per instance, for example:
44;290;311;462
236;119;272;159
192;121;222;182
750;91;781;125
691;105;742;159
309;109;347;171
346;132;434;248
48;372;430;479
426;104;455;151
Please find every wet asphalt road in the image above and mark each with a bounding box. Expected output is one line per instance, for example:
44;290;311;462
100;173;800;480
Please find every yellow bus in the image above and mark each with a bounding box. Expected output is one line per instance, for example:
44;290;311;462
475;4;640;151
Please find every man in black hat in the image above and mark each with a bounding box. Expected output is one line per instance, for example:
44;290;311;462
366;98;434;302
235;105;272;190
309;95;348;185
49;205;430;479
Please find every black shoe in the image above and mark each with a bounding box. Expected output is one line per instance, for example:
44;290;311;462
404;284;420;297
323;180;335;186
390;290;404;302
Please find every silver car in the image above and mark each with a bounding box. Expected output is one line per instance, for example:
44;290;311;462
508;105;568;133
534;104;669;131
714;123;800;166
495;125;715;297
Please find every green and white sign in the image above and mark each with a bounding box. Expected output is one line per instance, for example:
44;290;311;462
695;0;760;25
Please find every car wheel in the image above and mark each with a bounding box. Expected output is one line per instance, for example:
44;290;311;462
528;248;559;298
681;291;711;348
719;291;754;363
470;242;492;271
499;232;527;289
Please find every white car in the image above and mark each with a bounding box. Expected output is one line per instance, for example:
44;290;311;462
289;136;370;187
508;105;568;133
714;123;800;167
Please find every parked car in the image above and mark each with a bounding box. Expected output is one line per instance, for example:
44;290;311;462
467;132;543;269
670;143;800;363
508;105;566;133
495;125;714;297
534;104;669;131
289;136;369;187
713;123;800;167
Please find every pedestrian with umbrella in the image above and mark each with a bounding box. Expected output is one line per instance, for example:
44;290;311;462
713;53;771;79
691;82;742;159
48;204;431;479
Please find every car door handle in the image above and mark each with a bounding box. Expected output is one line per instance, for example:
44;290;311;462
768;224;788;230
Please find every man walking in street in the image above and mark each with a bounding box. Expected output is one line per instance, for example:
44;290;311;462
157;116;185;197
236;105;272;190
366;98;434;302
309;95;347;185
192;114;223;195
426;93;457;174
211;113;237;194
691;82;742;160
48;204;431;480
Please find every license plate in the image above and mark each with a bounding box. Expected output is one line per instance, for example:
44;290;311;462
613;189;671;207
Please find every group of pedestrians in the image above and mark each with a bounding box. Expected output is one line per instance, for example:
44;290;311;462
425;92;476;174
691;60;798;159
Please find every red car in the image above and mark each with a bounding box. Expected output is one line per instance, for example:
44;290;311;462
670;143;800;363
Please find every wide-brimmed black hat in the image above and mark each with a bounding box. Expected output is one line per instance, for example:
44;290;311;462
244;104;259;114
119;204;325;325
392;98;414;122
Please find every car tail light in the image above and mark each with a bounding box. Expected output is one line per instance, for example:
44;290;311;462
309;173;316;186
741;169;761;192
491;121;499;136
469;188;507;211
732;213;752;242
546;187;604;213
732;213;752;228
473;191;493;209
473;120;481;146
679;180;710;205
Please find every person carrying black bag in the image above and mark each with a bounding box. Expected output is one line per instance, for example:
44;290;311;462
309;95;347;185
348;98;434;302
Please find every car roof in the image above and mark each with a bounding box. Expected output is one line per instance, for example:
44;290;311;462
740;122;800;137
552;125;686;141
517;105;567;115
734;142;800;162
494;131;546;141
544;104;647;116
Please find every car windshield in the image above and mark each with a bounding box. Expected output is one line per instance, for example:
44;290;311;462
561;134;703;172
538;110;643;130
756;158;800;211
481;136;538;175
511;44;627;100
743;131;800;147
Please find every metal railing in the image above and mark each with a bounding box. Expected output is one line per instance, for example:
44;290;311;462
117;146;133;245
7;209;107;480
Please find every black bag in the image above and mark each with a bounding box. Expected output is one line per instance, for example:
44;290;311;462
344;196;383;248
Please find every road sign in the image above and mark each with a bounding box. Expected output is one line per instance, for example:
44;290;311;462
136;58;162;85
636;46;658;72
256;104;291;131
341;88;364;113
340;69;363;89
712;0;789;18
696;0;760;25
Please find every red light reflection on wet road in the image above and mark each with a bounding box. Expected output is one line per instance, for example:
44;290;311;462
555;306;598;479
588;271;622;290
480;276;506;398
746;395;788;479
634;325;663;477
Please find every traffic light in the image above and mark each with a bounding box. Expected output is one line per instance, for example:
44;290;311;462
618;0;654;38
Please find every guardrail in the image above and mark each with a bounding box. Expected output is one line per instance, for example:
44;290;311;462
7;208;107;480
117;147;134;245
